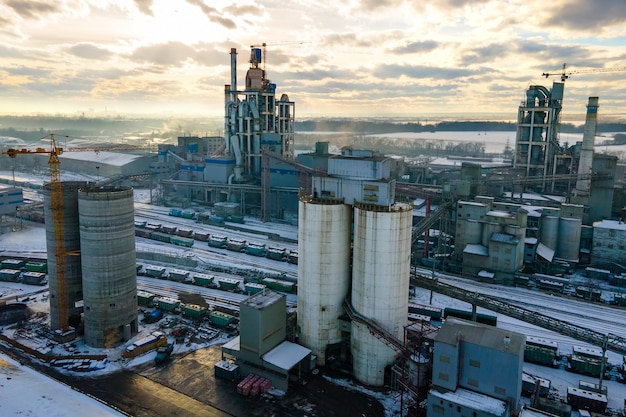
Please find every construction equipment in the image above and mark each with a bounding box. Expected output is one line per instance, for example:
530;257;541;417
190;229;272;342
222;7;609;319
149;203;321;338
542;62;626;82
2;133;154;332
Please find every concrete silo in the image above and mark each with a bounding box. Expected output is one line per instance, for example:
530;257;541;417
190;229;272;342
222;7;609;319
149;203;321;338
79;186;138;347
351;202;412;386
43;181;89;331
540;215;559;250
556;217;582;262
297;196;351;366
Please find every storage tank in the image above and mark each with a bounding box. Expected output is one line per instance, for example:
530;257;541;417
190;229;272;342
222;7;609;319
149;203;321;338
351;203;412;386
556;217;581;262
79;186;138;348
297;196;351;366
540;215;559;250
43;181;89;330
482;222;501;247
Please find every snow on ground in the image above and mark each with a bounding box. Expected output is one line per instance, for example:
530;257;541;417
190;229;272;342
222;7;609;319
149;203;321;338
0;352;126;417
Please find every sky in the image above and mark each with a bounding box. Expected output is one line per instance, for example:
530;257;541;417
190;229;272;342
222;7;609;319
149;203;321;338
1;0;626;120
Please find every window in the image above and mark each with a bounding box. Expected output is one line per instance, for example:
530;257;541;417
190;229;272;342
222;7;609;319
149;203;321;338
440;355;450;363
469;359;480;368
438;373;449;381
467;378;478;387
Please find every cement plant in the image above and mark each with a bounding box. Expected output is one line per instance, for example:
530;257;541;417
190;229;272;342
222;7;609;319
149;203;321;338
1;45;626;417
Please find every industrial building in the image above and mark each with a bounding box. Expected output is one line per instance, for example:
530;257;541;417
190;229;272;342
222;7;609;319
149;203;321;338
591;219;626;264
220;290;312;391
427;318;525;417
157;46;299;219
298;148;413;386
43;182;138;347
0;186;23;215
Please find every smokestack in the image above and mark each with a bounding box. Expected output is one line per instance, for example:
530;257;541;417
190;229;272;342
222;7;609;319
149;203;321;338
573;97;599;197
230;48;237;101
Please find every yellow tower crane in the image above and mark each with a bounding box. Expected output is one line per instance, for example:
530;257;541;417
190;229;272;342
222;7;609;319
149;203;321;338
542;62;626;82
2;133;155;332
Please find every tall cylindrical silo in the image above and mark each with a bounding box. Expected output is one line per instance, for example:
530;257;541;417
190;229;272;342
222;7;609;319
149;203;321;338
351;202;412;386
297;197;351;366
44;181;89;331
556;217;581;262
540;216;559;250
79;186;138;348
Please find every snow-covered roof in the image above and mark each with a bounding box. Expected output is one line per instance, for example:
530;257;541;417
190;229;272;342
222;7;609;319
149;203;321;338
535;243;554;262
519;406;555;417
60;151;142;167
464;244;488;256
262;341;311;371
525;237;538;245
429;387;507;415
593;219;626;231
222;335;240;352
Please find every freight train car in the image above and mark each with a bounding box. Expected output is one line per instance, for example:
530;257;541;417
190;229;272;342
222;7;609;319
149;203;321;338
0;269;21;282
408;302;443;321
287;250;298;265
566;387;607;413
21;271;47;286
443;307;497;326
261;277;297;293
524;336;559;367
567;346;607;378
246;243;267;257
25;261;47;273
208;234;228;248
266;247;287;261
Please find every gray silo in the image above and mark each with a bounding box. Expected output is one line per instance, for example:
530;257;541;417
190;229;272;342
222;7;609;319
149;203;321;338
43;181;89;331
78;186;138;347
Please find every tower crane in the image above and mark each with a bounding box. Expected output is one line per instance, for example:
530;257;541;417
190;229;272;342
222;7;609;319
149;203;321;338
542;62;626;82
2;133;155;332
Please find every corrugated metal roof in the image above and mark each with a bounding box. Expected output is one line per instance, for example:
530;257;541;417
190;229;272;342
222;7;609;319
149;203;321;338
490;232;518;244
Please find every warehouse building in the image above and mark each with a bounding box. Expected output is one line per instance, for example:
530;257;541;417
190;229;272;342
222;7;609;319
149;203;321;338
427;318;525;417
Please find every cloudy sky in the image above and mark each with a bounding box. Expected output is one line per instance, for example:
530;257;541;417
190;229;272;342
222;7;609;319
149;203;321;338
1;0;625;120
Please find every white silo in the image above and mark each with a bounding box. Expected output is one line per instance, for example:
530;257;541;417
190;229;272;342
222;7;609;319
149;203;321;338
79;186;138;348
297;196;352;366
556;217;582;261
540;215;559;250
351;202;412;386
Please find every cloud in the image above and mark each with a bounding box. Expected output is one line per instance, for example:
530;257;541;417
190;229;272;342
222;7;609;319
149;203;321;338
459;43;510;66
543;0;626;31
186;0;237;29
133;0;154;16
5;0;61;19
372;63;478;80
67;43;113;60
130;42;198;67
388;40;439;55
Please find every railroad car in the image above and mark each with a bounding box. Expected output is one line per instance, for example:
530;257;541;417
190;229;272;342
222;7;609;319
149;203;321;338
181;210;196;219
226;238;247;252
169;208;182;217
209;310;237;327
1;259;24;269
443;307;497;326
24;261;47;273
135;227;152;238
287;250;298;265
21;271;47;286
246;242;267;257
227;214;245;224
150;231;173;243
567;346;607;378
208;234;228;248
524;336;559;367
266;247;287;261
566;386;607;413
176;228;194;238
160;225;178;235
170;236;194;247
0;268;21;282
408;302;443;321
584;267;611;281
193;231;210;242
260;277;297;293
192;273;215;287
537;279;564;293
217;277;241;292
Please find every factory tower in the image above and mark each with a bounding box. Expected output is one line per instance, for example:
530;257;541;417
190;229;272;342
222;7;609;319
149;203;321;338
298;149;412;386
43;183;138;347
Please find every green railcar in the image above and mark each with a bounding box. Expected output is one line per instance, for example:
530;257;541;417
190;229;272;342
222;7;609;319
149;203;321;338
209;311;236;327
25;261;47;273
